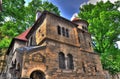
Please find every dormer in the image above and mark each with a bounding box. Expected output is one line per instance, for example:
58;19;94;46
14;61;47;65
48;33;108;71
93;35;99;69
72;18;89;31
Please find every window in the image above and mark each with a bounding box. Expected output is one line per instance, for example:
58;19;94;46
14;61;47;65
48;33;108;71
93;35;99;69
78;35;81;43
13;59;16;67
82;62;86;72
89;42;91;47
67;54;74;69
94;66;97;72
57;26;61;35
59;52;65;69
57;26;69;38
66;29;69;37
62;27;65;36
30;37;33;45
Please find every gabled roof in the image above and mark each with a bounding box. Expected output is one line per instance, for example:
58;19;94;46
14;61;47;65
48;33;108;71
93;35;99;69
15;27;31;41
6;28;31;55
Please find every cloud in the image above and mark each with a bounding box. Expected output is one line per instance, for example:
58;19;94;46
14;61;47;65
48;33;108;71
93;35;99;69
71;13;78;21
88;0;98;4
88;0;118;4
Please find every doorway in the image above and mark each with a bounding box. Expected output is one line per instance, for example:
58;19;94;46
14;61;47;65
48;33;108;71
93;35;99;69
30;70;45;79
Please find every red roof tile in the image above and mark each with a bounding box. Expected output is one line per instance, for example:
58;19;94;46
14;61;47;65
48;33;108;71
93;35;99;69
15;27;31;41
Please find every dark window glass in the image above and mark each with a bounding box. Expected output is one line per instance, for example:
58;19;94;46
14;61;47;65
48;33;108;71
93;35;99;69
59;52;65;69
66;29;69;37
82;62;86;72
78;37;80;43
95;66;97;72
62;27;65;36
89;42;91;47
67;54;74;69
57;26;61;35
30;37;33;46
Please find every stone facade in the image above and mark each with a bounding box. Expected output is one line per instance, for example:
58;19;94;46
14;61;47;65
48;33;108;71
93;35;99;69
4;11;105;79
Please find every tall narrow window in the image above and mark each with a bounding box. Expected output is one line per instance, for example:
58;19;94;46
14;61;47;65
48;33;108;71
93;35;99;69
57;26;61;35
67;54;74;69
94;66;97;72
66;29;69;37
59;52;65;69
82;62;86;72
89;42;91;47
30;37;33;46
62;27;65;36
13;59;16;68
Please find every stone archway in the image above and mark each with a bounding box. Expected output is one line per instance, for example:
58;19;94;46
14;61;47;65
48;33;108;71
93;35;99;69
30;70;45;79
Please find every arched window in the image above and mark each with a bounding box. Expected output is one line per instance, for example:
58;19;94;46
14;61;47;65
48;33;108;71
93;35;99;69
59;52;65;69
57;25;61;35
67;54;74;69
62;27;65;36
66;29;69;37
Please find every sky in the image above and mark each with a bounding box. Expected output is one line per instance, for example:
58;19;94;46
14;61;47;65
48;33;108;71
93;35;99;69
25;0;120;48
47;0;88;20
25;0;118;20
25;0;88;20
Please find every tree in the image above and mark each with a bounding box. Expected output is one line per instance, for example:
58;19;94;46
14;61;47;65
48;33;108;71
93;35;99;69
0;0;60;55
78;1;120;74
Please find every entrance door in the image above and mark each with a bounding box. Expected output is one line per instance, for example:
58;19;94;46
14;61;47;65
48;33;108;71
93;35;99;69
30;70;45;79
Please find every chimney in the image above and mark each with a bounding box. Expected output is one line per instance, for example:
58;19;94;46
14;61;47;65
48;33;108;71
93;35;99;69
0;0;2;12
36;10;41;21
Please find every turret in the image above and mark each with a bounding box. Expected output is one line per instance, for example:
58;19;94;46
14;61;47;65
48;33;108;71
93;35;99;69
72;18;89;31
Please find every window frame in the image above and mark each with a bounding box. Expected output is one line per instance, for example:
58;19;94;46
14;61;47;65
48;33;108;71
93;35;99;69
59;52;66;69
67;54;74;69
57;25;61;35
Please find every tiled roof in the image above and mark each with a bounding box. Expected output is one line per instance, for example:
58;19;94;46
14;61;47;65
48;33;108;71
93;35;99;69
15;27;31;41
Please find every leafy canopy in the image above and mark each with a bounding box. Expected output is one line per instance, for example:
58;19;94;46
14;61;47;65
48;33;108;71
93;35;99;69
78;1;120;74
0;0;60;53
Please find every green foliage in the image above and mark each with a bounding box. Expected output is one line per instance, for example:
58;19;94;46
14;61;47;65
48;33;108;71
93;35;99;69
78;1;120;74
101;46;120;74
0;0;60;51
